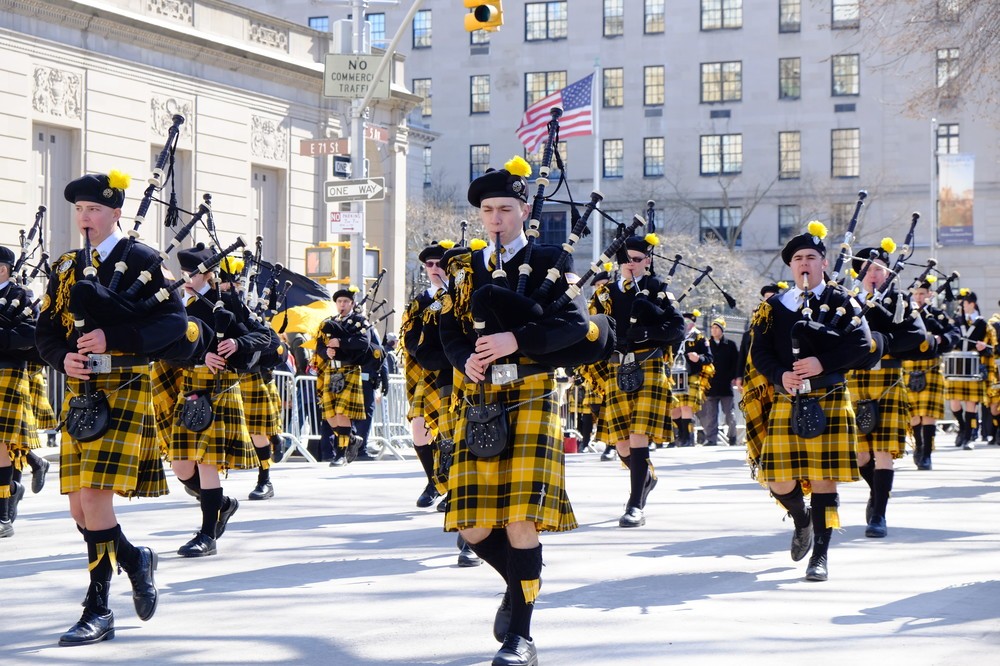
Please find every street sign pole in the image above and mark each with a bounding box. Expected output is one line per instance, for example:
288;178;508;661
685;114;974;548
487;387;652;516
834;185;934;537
349;0;368;292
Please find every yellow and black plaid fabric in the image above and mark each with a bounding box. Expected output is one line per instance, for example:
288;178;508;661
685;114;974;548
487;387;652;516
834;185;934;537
150;360;184;454
403;351;426;419
0;367;40;472
605;356;672;443
422;374;450;433
60;368;168;498
945;374;987;404
587;361;613;444
407;372;430;421
169;367;256;471
675;371;710;410
739;359;774;479
28;365;57;430
903;358;946;419
445;373;577;533
240;372;281;436
318;364;366;421
757;384;860;484
848;367;909;458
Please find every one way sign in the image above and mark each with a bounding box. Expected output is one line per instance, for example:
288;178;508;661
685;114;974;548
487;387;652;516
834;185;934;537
324;177;385;203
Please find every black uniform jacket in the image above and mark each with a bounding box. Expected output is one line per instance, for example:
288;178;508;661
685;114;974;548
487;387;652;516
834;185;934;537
180;288;272;369
599;275;685;353
860;285;932;361
0;282;39;361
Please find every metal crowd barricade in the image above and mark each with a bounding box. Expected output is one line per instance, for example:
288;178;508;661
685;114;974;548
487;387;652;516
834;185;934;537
272;369;319;463
368;373;411;460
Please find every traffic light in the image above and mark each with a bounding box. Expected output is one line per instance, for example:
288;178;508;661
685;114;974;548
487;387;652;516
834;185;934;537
464;1;503;32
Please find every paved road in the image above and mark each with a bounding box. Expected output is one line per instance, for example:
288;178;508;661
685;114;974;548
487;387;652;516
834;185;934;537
2;436;999;665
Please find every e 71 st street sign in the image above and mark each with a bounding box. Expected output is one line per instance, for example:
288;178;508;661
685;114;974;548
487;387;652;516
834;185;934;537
324;177;385;203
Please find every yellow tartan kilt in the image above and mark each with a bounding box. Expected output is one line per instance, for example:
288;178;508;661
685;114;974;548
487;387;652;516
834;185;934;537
848;368;909;458
445;374;577;533
29;367;57;430
60;368;168;498
240;373;282;436
422;377;451;433
945;377;986;403
758;384;860;484
150;360;184;454
318;365;366;421
0;367;40;469
169;368;256;470
674;372;708;410
403;354;423;414
903;359;946;419
605;356;672;443
407;372;431;421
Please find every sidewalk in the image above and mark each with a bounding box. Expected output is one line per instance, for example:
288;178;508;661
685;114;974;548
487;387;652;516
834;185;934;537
2;435;998;665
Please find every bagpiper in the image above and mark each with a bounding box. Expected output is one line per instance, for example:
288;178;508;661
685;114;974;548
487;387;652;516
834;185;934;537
671;310;714;447
946;289;992;449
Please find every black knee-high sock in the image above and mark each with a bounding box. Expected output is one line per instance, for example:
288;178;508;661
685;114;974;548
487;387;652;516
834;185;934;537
86;526;118;582
11;466;21;484
178;471;202;498
334;426;353;452
0;465;11;521
922;424;937;454
200;487;223;537
772;482;810;528
810;493;839;559
506;544;543;640
872;469;894;520
269;434;283;459
952;409;965;437
858;458;875;491
627;447;650;509
965;411;978;438
113;524;140;572
466;529;510;583
678;418;691;443
414;444;436;483
912;425;924;459
254;445;271;484
578;413;593;449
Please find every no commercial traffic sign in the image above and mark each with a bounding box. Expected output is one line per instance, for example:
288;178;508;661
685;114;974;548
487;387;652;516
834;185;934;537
324;178;386;203
323;55;390;100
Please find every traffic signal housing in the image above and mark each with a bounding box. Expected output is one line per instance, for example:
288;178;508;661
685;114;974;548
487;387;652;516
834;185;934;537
464;1;503;32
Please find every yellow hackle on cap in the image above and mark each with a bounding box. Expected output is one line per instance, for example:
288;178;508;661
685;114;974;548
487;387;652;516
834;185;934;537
439;239;456;250
469;238;487;251
880;237;897;254
644;233;660;247
504;156;532;178
603;261;614;272
107;169;131;190
926;275;937;284
692;308;701;318
807;220;828;240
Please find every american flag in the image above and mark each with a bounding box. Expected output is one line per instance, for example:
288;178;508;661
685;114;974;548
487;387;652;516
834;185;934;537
516;74;594;153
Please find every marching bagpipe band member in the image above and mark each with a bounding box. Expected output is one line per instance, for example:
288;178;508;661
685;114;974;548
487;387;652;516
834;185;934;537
671;309;715;447
847;238;932;539
35;170;189;645
905;274;961;470
946;288;992;449
315;285;373;467
582;263;615;461
438;156;591;666
0;244;41;538
745;221;874;582
589;233;686;528
167;242;263;558
985;303;1000;445
216;254;287;501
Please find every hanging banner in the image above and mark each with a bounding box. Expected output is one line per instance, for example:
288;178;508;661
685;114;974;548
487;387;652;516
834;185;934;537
938;153;974;246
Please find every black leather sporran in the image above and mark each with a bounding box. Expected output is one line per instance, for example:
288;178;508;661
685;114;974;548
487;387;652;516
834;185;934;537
907;370;927;392
65;391;111;442
790;397;827;439
179;391;214;432
465;401;510;458
617;362;643;393
855;399;880;435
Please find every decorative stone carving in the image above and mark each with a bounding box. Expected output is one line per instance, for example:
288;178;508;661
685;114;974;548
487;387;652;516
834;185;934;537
32;66;82;119
147;0;193;25
249;21;289;51
150;96;193;139
251;115;288;161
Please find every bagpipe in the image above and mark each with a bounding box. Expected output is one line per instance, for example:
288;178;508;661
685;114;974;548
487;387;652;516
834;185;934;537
319;270;390;367
467;106;617;367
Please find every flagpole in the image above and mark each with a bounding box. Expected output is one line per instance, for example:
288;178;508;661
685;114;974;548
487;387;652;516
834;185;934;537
592;58;601;265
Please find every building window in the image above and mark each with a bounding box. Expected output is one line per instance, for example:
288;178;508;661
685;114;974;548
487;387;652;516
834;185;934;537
644;0;665;34
644;65;665;106
525;2;568;41
832;54;860;96
644;138;665;177
471;75;490;114
779;58;801;99
937;0;961;21
308;16;329;32
525;141;567;175
412;9;432;48
603;139;624;178
700;134;743;175
603;68;624;108
779;0;801;32
700;206;743;247
412;78;431;117
937;123;959;154
601;211;623;249
778;131;801;179
422;146;432;187
701;61;742;103
367;12;386;48
470;144;490;181
525;71;567;108
936;48;960;88
830;202;854;237
701;0;743;31
538;211;567;246
831;128;860;178
604;0;624;37
778;205;800;245
831;0;860;29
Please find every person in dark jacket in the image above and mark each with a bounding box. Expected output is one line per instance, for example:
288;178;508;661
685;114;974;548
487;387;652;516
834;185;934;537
700;317;739;446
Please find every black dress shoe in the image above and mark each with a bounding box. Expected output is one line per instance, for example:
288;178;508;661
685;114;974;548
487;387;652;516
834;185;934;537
215;497;239;538
31;457;50;494
345;436;363;464
248;481;274;501
0;520;12;538
124;547;159;621
805;554;828;582
178;532;217;557
492;590;512;642
492;633;538;666
8;481;24;524
865;516;887;538
457;542;482;568
639;470;657;509
437;495;449;513
600;448;615;461
183;485;200;500
790;510;813;562
416;482;441;508
59;582;114;646
618;506;645;528
329;455;347;467
865;495;873;525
